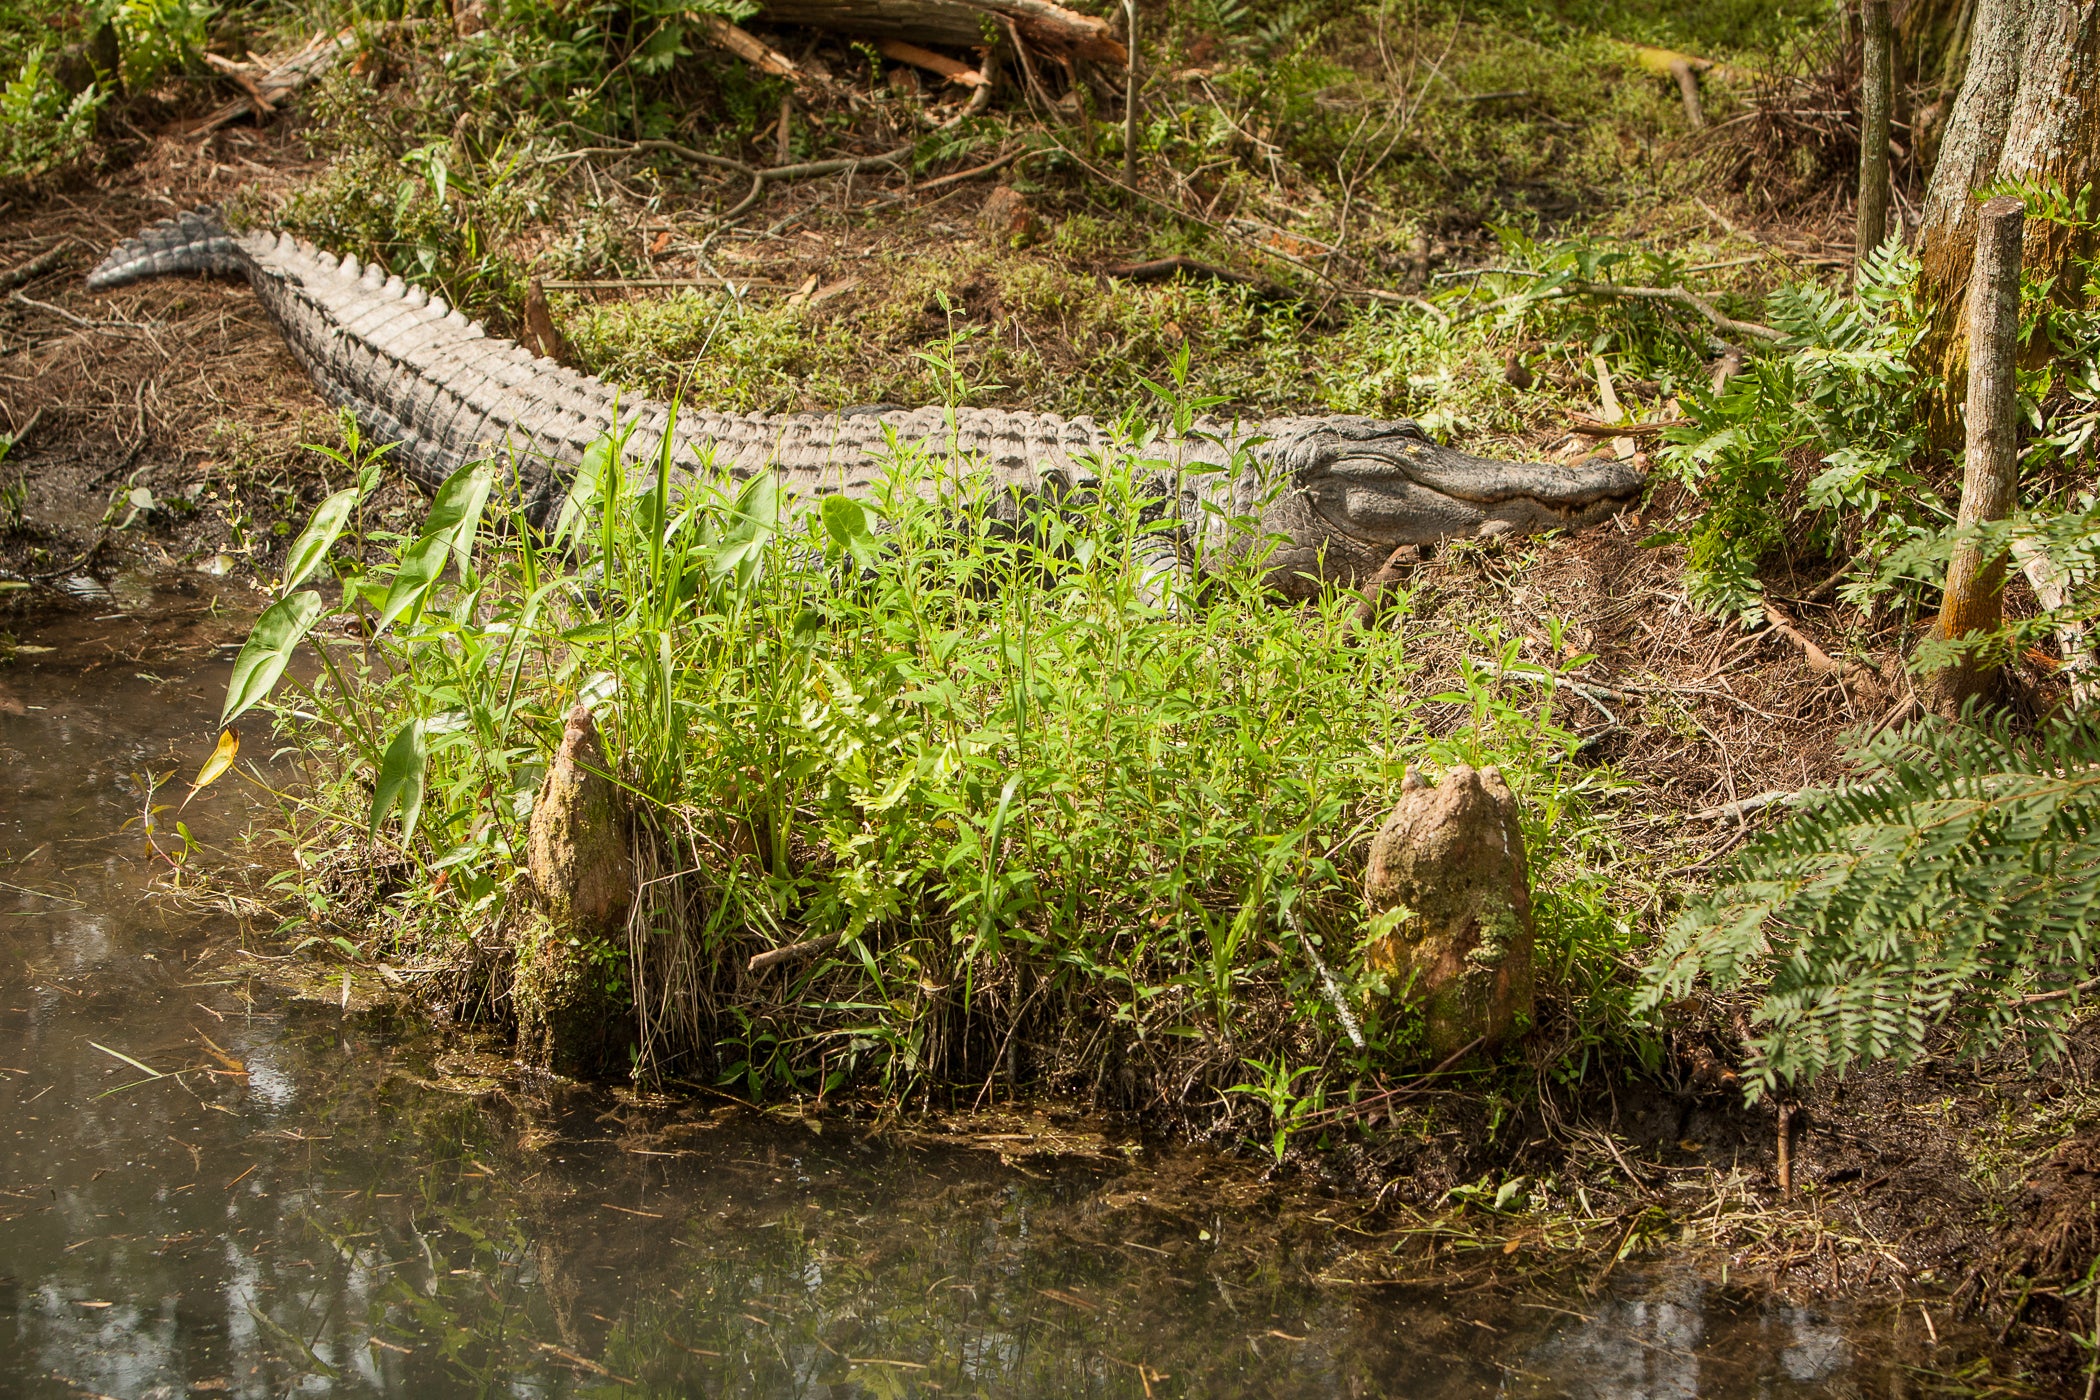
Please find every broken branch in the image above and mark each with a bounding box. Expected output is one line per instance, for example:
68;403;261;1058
696;14;815;87
748;932;844;975
0;243;69;290
190;21;427;134
877;37;986;86
752;0;1123;62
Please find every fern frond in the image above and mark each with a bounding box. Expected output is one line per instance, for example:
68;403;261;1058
1639;715;2100;1100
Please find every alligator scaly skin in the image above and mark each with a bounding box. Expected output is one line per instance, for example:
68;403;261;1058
89;209;1646;585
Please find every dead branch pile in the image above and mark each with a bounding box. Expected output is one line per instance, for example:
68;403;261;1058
1707;14;1918;226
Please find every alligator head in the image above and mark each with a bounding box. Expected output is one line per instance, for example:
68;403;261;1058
1233;417;1646;594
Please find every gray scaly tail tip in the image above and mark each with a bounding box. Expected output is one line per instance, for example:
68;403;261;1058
85;207;242;291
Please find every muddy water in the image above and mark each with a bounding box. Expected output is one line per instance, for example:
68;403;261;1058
1;605;1932;1398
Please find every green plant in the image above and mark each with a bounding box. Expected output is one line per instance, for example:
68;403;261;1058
1656;236;1938;620
1640;713;2100;1100
221;393;1618;1115
1227;1054;1323;1162
0;42;106;178
95;0;209;90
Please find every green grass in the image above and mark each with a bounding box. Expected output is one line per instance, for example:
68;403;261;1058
243;406;1632;1144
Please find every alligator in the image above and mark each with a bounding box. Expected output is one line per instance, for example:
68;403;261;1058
88;209;1644;590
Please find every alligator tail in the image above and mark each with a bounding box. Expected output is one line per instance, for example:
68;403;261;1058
85;208;245;291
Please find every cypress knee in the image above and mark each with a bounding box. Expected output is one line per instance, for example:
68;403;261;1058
1363;765;1536;1059
514;705;635;1075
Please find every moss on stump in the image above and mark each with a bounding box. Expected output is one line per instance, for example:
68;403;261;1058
513;704;635;1076
1362;764;1536;1060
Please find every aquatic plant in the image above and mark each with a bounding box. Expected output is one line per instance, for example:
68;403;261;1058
224;394;1621;1128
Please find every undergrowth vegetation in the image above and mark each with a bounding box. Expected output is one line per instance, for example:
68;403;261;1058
28;0;2100;1160
1646;194;2100;1098
232;407;1633;1137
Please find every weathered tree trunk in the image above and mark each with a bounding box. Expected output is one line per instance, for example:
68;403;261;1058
1857;0;1894;256
752;0;1124;61
1900;0;1978;75
1928;195;2026;715
1916;0;2100;420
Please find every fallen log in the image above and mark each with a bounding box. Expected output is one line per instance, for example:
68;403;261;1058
753;0;1124;62
187;20;427;134
1104;255;1258;286
748;931;844;975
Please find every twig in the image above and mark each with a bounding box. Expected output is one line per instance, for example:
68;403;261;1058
747;931;843;975
1356;287;1451;325
1776;1104;1795;1198
4;404;43;448
541;277;790;291
550;134;915;224
1567;280;1781;342
2015;974;2100;1007
1568;415;1688;439
1787;555;1858;605
1763;600;1881;685
1104;255;1258;286
1281;905;1364;1050
0;244;68;290
9;291;103;328
907;145;1028;196
1456;277;1782;342
1690;789;1799;822
1121;0;1138;185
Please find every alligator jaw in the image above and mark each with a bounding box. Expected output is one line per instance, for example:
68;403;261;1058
1247;418;1647;594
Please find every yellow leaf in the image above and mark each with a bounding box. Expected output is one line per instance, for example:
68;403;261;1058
181;728;240;810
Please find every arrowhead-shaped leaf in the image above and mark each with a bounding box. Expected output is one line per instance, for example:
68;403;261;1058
222;591;324;726
370;718;428;842
820;493;880;569
707;471;782;587
281;488;360;592
378;461;493;631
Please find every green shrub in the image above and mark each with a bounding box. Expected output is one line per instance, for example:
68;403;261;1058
231;410;1622;1128
1656;237;1936;621
97;0;208;91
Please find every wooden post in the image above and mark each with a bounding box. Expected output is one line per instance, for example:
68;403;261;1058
1122;0;1138;184
1929;194;2026;714
1856;0;1893;259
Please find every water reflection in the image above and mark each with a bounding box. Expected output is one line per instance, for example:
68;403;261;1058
0;606;1925;1398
